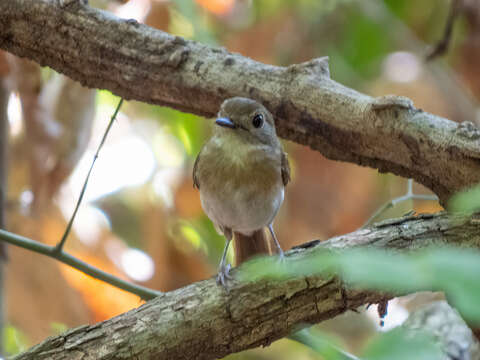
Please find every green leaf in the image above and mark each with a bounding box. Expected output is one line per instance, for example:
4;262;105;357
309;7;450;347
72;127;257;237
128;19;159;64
362;328;442;360
151;106;206;158
290;328;354;360
50;322;68;335
241;245;480;325
421;248;480;324
448;184;480;214
335;248;430;291
5;324;29;355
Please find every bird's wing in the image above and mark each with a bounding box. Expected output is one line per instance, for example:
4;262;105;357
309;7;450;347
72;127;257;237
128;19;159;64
281;151;291;186
193;147;203;189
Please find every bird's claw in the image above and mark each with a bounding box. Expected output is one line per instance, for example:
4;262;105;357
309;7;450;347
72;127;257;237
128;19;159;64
216;263;232;288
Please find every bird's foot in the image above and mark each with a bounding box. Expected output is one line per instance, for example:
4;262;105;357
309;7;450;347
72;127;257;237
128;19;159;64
216;263;233;288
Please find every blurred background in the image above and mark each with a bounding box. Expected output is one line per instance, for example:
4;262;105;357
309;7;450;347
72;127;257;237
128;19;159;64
1;0;479;358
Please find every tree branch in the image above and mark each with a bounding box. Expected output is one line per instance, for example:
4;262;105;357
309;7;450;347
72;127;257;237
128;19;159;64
0;229;162;300
1;0;480;204
55;97;123;252
12;212;480;360
426;0;462;61
0;68;9;358
403;301;480;359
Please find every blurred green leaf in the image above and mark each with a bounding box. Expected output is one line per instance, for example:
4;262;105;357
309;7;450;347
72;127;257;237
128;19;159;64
296;0;353;23
151;106;207;158
362;328;442;360
5;324;29;356
337;6;392;78
169;7;195;39
448;184;480;214
172;0;216;44
291;328;356;360
96;90;120;108
176;220;210;255
241;246;480;325
239;248;334;282
422;248;480;323
252;1;288;21
185;216;229;265
382;0;409;19
336;249;428;291
50;322;68;335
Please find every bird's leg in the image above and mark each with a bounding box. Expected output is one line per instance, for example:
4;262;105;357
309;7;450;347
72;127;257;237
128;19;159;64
216;231;233;287
268;223;285;260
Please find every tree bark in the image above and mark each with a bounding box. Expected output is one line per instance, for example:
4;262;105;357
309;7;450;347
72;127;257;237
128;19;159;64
11;212;480;360
403;301;480;360
1;0;480;205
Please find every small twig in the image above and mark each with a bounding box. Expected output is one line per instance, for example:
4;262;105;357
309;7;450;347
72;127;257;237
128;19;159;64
55;98;123;252
290;328;361;360
0;228;162;300
0;75;9;358
426;0;462;61
362;179;438;228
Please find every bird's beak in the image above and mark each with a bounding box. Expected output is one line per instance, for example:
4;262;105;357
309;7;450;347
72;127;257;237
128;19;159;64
215;117;236;129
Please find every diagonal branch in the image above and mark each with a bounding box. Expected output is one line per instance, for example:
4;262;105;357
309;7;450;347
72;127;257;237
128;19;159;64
55;97;123;252
426;0;462;61
12;212;480;360
0;229;162;300
1;0;480;204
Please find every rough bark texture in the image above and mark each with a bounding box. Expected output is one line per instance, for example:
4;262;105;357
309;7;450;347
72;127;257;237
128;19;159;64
403;301;480;360
12;212;480;360
2;0;480;204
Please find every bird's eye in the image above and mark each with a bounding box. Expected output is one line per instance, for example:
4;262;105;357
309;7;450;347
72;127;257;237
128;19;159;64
252;114;264;128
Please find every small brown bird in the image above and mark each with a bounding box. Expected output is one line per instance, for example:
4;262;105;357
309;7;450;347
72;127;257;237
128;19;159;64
193;97;290;286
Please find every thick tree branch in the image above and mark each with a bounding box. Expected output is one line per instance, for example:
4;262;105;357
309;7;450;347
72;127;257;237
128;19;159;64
1;0;480;204
12;212;480;360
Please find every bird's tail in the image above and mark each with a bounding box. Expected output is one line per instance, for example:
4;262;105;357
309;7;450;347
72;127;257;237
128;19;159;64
233;229;272;266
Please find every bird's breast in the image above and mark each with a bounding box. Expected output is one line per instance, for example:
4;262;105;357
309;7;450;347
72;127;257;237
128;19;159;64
197;140;284;234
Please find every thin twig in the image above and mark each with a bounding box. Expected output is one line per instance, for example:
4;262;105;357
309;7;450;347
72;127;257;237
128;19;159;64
0;96;162;299
0;76;9;357
426;0;462;61
362;179;438;228
289;329;361;360
55;98;123;252
0;228;162;300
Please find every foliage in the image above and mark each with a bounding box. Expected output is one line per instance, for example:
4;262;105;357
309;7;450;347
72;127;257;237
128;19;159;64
241;244;480;358
4;325;29;356
449;184;480;214
287;326;443;360
362;328;442;360
242;246;480;324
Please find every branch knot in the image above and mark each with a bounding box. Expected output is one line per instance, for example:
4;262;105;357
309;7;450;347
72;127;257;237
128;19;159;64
286;56;330;78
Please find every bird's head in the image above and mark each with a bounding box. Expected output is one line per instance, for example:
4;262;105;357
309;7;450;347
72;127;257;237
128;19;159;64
214;97;280;148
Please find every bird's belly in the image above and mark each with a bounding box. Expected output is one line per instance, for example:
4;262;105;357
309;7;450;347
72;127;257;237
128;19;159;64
200;182;284;235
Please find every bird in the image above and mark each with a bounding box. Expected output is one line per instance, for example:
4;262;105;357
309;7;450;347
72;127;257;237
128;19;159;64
193;97;290;286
